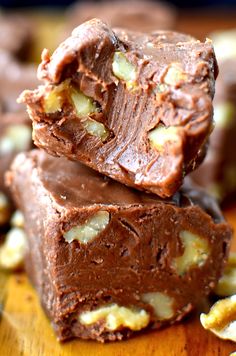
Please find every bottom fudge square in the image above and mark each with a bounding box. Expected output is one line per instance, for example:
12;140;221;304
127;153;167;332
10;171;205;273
8;150;231;342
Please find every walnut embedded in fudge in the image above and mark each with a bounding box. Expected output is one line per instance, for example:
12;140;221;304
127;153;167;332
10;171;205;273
19;19;217;198
64;211;110;244
141;292;174;320
42;80;110;142
7;150;231;342
200;295;236;342
79;304;150;331
112;51;137;89
173;230;210;276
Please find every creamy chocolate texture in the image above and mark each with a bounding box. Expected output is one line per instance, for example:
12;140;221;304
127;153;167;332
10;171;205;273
8;150;231;342
20;19;218;198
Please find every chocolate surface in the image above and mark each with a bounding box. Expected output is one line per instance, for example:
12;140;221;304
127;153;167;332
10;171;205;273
20;19;217;198
65;0;176;36
8;149;231;342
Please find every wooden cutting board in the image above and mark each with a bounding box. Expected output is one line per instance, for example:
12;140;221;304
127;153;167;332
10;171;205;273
0;204;235;356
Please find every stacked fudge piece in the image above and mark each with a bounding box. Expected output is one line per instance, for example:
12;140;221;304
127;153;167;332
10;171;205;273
8;19;232;342
192;29;236;204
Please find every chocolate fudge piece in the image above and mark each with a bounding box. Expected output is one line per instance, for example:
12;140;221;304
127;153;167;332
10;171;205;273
0;13;33;61
191;30;236;202
19;19;217;198
65;0;176;36
8;149;231;342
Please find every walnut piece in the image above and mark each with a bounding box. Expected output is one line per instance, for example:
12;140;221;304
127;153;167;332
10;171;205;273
148;125;180;151
70;86;97;117
0;192;11;225
82;117;109;142
200;295;236;342
0;227;27;270
43;80;70;113
0;125;31;154
164;63;187;86
215;252;236;297
112;51;137;88
142;292;174;320
63;211;110;244
173;230;209;275
79;303;150;331
71;87;109;141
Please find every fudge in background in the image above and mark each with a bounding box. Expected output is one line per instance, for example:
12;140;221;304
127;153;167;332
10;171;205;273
63;0;176;40
0;49;38;269
7;149;231;342
0;12;33;62
20;19;217;198
191;29;236;204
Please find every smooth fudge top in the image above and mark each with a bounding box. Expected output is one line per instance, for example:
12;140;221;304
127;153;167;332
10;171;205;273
20;19;218;198
65;0;176;34
9;149;225;226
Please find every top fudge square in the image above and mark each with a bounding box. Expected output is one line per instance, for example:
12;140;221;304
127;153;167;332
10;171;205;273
20;19;218;198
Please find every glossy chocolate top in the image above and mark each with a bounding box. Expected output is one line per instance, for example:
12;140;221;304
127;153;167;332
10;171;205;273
12;150;224;225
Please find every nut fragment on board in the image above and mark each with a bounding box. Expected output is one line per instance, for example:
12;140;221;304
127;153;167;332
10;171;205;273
79;304;150;331
0;227;27;270
64;211;110;244
200;295;236;342
215;252;236;297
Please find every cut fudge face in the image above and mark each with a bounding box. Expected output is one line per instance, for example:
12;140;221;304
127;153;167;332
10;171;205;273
19;19;217;198
65;0;176;36
8;150;231;342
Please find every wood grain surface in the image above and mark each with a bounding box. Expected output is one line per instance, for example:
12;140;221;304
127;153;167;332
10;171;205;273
0;205;235;356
